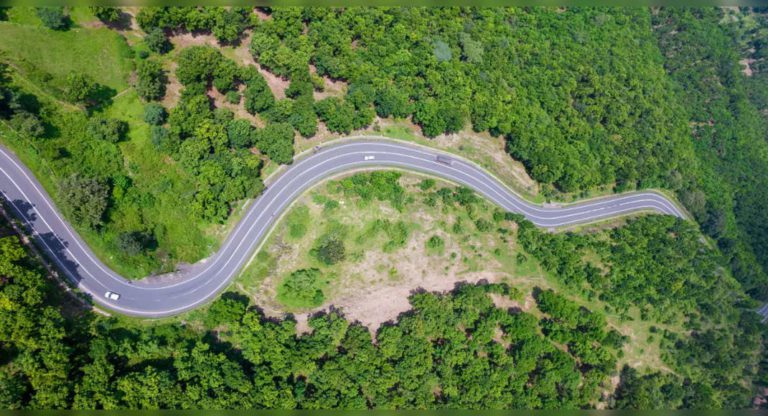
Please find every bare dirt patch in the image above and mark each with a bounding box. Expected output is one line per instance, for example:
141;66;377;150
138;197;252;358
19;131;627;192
161;61;183;109
310;64;347;100
207;84;265;127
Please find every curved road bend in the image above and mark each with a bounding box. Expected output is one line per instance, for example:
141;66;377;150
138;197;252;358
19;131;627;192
0;139;685;317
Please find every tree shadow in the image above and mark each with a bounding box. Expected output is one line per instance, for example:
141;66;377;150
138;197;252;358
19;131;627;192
102;10;133;31
4;198;84;285
86;84;118;114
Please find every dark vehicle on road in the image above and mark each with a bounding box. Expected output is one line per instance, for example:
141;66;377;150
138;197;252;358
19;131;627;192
436;154;453;166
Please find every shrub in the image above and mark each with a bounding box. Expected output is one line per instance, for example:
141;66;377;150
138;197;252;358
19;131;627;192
87;117;128;143
313;238;345;265
9;111;44;138
426;235;444;251
225;90;240;104
277;268;326;308
89;6;121;23
115;232;142;256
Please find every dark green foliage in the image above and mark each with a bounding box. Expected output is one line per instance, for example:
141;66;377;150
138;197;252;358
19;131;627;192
278;268;326;307
135;59;167;101
9;111;44;138
510;213;763;407
145;28;171;54
289;96;318;138
36;7;69;30
176;46;239;92
204;293;249;328
314;97;354;134
136;7;253;44
150;125;174;153
225;90;240;104
226;119;254;149
58;174;109;229
87;117;128;143
313;238;345;265
89;6;121;23
143;103;167;125
653;8;768;298
211;8;250;44
0;235;73;408
613;367;684;409
254;122;294;164
248;8;694;192
242;69;275;115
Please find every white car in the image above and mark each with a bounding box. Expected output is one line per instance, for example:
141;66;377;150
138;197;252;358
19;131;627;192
364;155;375;161
104;291;121;301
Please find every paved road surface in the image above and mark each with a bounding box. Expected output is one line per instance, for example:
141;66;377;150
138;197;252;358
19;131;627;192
0;138;685;317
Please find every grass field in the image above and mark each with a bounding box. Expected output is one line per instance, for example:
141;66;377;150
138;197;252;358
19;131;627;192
0;21;132;94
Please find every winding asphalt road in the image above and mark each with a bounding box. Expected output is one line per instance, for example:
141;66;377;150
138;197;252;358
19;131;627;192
0;138;685;317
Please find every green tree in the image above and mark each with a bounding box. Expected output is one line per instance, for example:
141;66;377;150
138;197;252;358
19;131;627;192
89;6;121;23
58;174;110;229
36;7;69;30
254;122;294;164
63;72;98;104
145;28;171;54
135;59;167;101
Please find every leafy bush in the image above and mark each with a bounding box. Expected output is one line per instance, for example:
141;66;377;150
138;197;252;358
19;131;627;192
426;235;444;254
277;268;326;308
87;117;128;143
313;238;345;265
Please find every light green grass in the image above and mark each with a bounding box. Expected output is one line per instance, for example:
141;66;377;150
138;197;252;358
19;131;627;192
0;21;132;94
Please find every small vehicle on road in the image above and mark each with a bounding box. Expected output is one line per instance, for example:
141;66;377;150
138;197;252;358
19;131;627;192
364;155;376;161
436;155;453;166
104;291;120;301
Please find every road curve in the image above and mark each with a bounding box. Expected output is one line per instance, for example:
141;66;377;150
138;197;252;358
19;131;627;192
0;138;685;317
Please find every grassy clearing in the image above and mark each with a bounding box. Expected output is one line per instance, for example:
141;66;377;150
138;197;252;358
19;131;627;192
236;171;544;315
0;21;132;94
